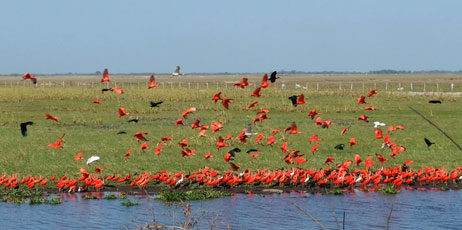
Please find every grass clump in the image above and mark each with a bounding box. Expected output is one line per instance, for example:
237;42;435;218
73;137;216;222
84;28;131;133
0;189;43;204
328;189;343;195
48;197;62;205
379;185;399;194
154;190;232;202
104;193;127;200
83;195;98;200
121;199;139;207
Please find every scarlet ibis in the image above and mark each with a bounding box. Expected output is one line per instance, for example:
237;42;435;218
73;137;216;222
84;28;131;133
261;74;269;88
357;96;366;104
22;73;37;84
20;121;34;136
45;114;59;122
101;68;110;82
269;71;279;83
368;89;378;97
150;101;163;107
247;101;258;109
221;98;233;109
308;109;319;120
211;92;222;103
74;152;84;161
251;87;262;97
234;78;250;88
358;115;369;123
111;87;124;94
92;100;101;104
48;135;64;149
147;75;160;89
86;156;100;165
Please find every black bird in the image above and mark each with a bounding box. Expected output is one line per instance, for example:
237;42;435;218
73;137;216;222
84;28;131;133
117;131;127;135
128;119;138;123
228;148;241;157
20;121;34;137
334;144;345;150
101;88;112;93
150;101;163;108
288;95;298;107
269;71;279;83
424;138;435;147
428;100;442;104
246;149;259;154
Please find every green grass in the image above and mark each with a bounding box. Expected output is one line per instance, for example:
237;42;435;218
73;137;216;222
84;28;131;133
154;190;232;201
0;77;461;181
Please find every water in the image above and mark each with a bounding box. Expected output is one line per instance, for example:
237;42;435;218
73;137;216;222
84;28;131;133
1;188;462;230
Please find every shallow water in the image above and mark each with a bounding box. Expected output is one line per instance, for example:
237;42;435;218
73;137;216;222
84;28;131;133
1;188;462;230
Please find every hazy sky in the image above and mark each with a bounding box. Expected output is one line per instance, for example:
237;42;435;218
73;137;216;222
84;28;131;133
1;1;461;74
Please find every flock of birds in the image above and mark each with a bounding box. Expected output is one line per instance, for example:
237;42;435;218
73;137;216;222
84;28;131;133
7;69;452;193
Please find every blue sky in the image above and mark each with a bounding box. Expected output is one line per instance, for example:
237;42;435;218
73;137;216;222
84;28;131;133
1;1;461;74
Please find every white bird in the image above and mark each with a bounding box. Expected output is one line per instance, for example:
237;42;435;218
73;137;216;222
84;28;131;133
304;176;310;183
355;174;363;183
244;124;258;136
397;87;404;91
175;175;184;186
295;83;302;89
373;121;386;128
172;65;182;76
86;155;100;165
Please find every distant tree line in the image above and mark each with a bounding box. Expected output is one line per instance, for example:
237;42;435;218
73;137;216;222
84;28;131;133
2;69;462;76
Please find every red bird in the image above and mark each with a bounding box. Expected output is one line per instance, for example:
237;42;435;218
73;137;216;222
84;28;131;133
178;138;188;148
230;163;240;171
354;154;362;165
111;87;124;94
349;137;357;147
365;156;376;170
140;142;149;150
22;73;37;84
161;137;172;141
368;89;378;97
118;107;127;118
191;120;201;129
45;114;59;122
280;142;288;153
95;166;103;173
340;127;350;135
309;135;322;142
247;101;259;109
261;74;269;88
325;157;334;165
181;107;197;118
284;122;302;134
233;78;250;88
297;94;308;104
147;75;160;89
374;129;383;139
181;148;196;157
251;87;263;97
365;106;376;111
74;152;84;161
134;132;148;142
221;98;233;109
256;109;269;114
376;153;387;164
125;148;133;159
211;122;224;133
48;135;64;149
101;68;111;82
203;152;213;159
175;118;186;126
358;115;369;123
308;109;319;120
403;160;414;167
211;92;222;103
92;100;101;104
357;96;366;104
295;156;307;164
310;143;319;153
255;132;264;143
216;137;228;149
315;117;323;126
271;129;281;134
253;114;270;123
267;136;275;145
154;142;166;155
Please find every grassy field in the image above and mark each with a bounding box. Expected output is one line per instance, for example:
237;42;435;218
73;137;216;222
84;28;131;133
1;74;462;179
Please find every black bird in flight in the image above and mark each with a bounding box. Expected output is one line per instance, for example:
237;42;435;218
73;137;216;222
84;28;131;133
288;95;298;107
246;149;259;154
20;121;34;137
150;101;163;108
334;144;345;150
117;131;127;135
269;71;279;83
128;119;138;123
428;100;442;104
101;88;112;93
228;148;241;157
424;138;435;147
